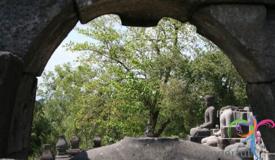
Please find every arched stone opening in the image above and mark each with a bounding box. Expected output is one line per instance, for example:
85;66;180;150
1;0;275;158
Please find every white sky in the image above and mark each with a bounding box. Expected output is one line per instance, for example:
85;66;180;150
44;22;87;71
37;22;88;84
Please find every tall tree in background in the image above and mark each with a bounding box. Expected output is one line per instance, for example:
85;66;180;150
33;15;247;154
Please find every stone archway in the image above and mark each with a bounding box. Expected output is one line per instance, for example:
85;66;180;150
1;0;275;158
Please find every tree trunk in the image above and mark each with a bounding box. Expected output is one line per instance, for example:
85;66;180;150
145;109;159;137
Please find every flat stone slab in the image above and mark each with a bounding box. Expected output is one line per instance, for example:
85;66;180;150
84;137;241;160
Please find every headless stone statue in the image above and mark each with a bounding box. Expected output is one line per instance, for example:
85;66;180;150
220;106;250;138
220;106;235;129
201;106;236;147
190;95;217;137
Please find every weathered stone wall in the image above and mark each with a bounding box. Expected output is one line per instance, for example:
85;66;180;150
0;52;23;156
0;0;78;157
7;75;37;158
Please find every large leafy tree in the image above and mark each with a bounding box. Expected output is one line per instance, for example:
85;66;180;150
33;15;247;154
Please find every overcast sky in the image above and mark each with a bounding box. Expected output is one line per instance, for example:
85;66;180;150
44;23;86;71
37;22;87;84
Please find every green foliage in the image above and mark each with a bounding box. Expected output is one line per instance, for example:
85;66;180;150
32;15;247;155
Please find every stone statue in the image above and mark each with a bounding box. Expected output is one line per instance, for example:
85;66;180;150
219;106;250;139
201;106;237;147
220;106;235;129
93;136;102;148
67;135;82;156
56;135;68;155
201;135;220;147
55;135;71;160
70;135;80;149
190;95;217;138
40;144;54;160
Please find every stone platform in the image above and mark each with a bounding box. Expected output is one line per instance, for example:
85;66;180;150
80;137;241;160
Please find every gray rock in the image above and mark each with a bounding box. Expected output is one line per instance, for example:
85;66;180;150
86;137;241;160
224;143;253;160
